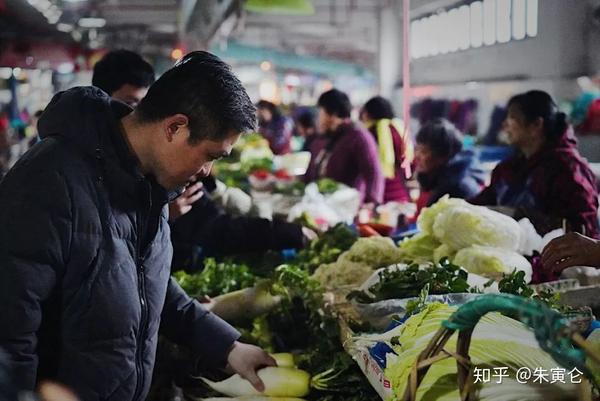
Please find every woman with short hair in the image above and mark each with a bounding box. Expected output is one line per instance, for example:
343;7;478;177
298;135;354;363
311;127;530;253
414;118;485;216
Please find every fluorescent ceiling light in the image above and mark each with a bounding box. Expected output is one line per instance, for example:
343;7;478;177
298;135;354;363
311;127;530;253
78;17;106;28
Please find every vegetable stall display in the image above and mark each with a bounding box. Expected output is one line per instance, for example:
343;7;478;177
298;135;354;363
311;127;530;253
160;195;592;401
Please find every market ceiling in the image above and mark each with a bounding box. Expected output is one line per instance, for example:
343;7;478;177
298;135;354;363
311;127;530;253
1;0;465;74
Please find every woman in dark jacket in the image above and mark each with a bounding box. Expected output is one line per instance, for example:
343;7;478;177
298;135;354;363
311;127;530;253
257;100;293;155
360;96;414;202
414;118;485;216
471;90;599;238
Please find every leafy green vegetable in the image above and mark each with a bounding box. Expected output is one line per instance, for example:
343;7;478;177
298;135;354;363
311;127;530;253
404;283;431;317
347;259;470;304
316;178;340;194
498;269;534;298
294;223;357;274
497;269;569;312
173;258;256;298
397;233;441;263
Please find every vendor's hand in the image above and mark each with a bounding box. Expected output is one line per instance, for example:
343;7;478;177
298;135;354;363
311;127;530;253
541;232;600;273
169;182;204;221
226;341;277;392
302;227;318;243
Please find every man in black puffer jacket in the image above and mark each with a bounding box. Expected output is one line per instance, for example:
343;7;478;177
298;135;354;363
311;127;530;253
0;51;275;401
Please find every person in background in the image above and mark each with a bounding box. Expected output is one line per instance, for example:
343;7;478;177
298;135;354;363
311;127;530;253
360;96;414;202
92;49;155;107
256;100;293;155
471;90;599;237
0;51;274;401
414;118;485;216
304;89;384;204
541;232;600;273
294;107;320;152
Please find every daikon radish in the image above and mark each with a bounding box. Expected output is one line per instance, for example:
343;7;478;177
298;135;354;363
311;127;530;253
202;367;310;397
271;353;295;368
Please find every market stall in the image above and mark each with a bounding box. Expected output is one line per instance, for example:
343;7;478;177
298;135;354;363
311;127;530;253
162;182;600;401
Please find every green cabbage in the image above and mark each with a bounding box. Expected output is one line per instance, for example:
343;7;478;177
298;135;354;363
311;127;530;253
453;245;532;282
397;234;440;263
433;244;455;263
432;204;521;251
416;196;468;235
343;236;404;268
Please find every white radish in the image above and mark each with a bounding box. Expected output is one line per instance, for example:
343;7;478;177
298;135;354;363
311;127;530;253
201;367;310;397
271;353;295;368
207;281;281;321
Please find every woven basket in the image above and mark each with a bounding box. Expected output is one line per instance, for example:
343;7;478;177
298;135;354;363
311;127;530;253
402;294;600;401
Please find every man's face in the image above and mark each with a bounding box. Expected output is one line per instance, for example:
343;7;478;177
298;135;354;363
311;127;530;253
257;108;272;124
155;121;240;190
111;84;149;108
317;107;333;133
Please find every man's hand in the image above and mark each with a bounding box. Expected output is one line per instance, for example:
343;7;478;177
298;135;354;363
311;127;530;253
541;232;600;273
169;182;204;220
226;341;277;392
38;382;79;401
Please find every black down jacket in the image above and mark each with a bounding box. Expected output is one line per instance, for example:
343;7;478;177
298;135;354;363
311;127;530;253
0;87;240;401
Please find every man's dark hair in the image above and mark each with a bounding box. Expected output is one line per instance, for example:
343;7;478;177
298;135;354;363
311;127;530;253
416;118;463;160
363;96;395;120
92;49;155;95
317;89;352;118
136;51;256;143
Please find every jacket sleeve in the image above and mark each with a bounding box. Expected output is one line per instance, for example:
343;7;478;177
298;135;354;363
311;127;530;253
356;133;385;204
160;277;240;369
0;170;72;391
549;161;600;239
469;167;501;206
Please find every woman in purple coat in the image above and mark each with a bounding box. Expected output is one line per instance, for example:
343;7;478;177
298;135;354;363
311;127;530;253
304;89;384;204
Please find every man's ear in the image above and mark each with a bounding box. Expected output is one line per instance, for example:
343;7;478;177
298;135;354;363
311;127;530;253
164;114;189;142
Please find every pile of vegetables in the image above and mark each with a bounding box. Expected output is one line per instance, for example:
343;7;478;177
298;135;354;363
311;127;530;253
166;225;379;401
398;196;532;282
294;223;358;274
173;258;256;298
347;259;470;304
312;236;404;289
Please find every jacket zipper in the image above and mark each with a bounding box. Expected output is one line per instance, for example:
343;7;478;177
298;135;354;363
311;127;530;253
132;184;151;401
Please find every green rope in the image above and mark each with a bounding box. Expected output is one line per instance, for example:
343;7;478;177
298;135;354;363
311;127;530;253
442;294;590;378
